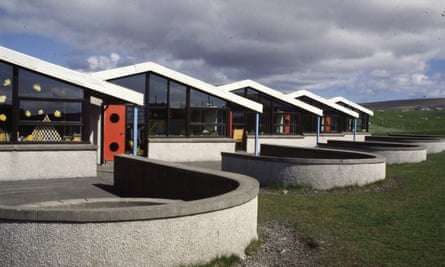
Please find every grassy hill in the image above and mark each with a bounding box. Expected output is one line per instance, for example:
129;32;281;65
369;110;445;135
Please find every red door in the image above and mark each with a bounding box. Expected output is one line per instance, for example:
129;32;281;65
104;105;126;161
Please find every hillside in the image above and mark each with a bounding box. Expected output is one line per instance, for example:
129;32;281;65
362;98;445;111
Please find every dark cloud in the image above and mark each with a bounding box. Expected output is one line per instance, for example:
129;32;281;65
0;0;444;101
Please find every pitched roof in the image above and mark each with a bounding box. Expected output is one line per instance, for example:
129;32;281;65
92;62;263;113
0;46;144;105
329;96;374;116
217;80;323;116
287;90;359;118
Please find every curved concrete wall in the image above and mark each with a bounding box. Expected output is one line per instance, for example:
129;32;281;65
222;144;386;190
319;140;427;164
365;136;445;154
0;155;260;266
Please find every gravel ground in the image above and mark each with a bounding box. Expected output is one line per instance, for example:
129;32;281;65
237;220;324;267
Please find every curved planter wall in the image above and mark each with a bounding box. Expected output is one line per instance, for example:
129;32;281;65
222;144;386;190
0;155;259;267
365;136;445;154
319;140;427;164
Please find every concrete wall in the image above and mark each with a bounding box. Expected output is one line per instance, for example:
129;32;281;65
0;197;257;267
365;136;445;154
245;133;370;153
0;144;97;181
0;155;260;266
319;141;427;164
222;145;386;190
148;137;235;161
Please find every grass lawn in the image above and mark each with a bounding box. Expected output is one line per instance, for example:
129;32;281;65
258;152;445;266
257;110;445;266
370;110;445;135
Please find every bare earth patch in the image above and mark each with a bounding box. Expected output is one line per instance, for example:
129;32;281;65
237;220;324;267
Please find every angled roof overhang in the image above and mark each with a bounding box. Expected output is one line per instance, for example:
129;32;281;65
92;62;263;113
329;96;374;116
287;90;359;118
217;80;323;117
0;46;144;105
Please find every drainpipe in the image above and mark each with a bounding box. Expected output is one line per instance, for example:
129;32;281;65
255;112;260;156
133;105;138;156
316;116;321;144
353;118;357;142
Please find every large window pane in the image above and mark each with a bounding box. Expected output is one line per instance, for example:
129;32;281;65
18;125;82;142
190;89;225;108
18;68;83;99
169;82;186;108
110;74;146;94
149;74;167;106
0;62;13;105
0;62;13;141
20;100;81;122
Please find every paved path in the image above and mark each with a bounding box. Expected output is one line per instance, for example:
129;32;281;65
0;161;221;206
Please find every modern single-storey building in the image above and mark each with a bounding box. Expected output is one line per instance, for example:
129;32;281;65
328;96;374;132
0;46;143;180
0;46;373;178
286;90;366;142
92;62;264;161
217;80;324;152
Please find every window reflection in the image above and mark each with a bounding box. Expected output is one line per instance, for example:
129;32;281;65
0;62;13;142
190;89;226;136
19;68;83;99
14;68;85;142
110;74;146;94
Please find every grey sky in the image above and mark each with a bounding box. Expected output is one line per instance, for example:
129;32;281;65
1;0;444;102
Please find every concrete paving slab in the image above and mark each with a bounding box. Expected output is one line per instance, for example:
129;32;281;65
0;161;222;206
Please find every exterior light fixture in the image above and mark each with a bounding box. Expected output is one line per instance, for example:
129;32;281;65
25;110;32;117
0;114;6;122
38;109;44;115
0;95;6;103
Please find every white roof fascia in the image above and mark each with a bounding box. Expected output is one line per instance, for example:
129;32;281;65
218;80;323;116
0;46;144;105
287;90;359;118
329;96;374;116
93;62;263;113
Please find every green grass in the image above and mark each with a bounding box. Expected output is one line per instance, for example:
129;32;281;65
370;110;445;135
258;152;445;266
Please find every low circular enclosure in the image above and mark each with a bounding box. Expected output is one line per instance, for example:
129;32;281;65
0;155;260;267
319;140;427;164
365;135;445;154
222;144;386;190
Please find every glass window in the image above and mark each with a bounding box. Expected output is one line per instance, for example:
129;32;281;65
110;74;146;94
190;89;226;136
0;62;13;142
16;68;84;142
274;112;296;135
168;81;186;136
19;69;83;99
20;100;81;122
169;82;186;108
190;89;225;108
149;74;167;107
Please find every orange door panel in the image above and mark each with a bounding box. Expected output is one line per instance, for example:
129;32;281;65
104;105;126;161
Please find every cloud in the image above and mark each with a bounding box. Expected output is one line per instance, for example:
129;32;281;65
0;0;444;102
86;53;121;71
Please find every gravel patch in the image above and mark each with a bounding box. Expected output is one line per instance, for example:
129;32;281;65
237;220;324;267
